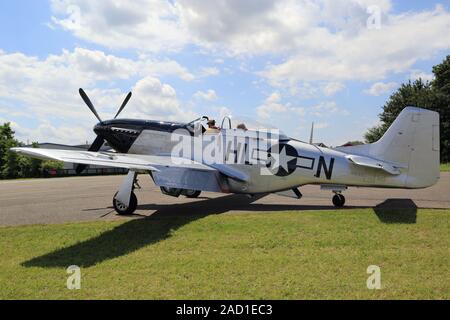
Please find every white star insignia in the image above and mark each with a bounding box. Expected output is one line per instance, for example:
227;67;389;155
267;146;296;171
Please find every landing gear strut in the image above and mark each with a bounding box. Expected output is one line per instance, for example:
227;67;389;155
332;193;346;208
113;170;139;215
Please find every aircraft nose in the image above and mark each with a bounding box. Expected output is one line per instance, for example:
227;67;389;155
93;122;108;135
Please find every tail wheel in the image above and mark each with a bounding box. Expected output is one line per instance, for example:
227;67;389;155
332;194;345;208
113;191;138;215
184;189;202;198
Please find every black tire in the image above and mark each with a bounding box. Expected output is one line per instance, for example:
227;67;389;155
113;191;138;215
160;187;182;197
184;190;201;198
332;194;345;208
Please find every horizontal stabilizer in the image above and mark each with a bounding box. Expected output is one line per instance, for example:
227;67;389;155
346;154;402;175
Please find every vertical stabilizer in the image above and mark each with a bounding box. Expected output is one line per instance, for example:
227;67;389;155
339;107;440;188
370;107;440;188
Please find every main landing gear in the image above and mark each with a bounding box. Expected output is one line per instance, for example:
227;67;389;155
111;172;203;216
113;170;139;215
113;191;137;215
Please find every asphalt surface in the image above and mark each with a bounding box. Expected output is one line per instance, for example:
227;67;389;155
1;173;449;226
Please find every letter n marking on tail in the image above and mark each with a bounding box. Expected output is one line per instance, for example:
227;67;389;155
315;156;335;180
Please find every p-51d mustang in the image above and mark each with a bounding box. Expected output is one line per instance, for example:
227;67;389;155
12;89;440;215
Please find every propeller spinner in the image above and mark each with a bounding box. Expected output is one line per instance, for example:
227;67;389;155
76;88;132;174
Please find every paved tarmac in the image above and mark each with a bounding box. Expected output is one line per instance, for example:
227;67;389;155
1;173;449;226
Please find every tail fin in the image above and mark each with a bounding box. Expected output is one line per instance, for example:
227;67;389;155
342;107;440;188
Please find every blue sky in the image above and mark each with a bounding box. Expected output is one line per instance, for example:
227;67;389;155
0;0;449;146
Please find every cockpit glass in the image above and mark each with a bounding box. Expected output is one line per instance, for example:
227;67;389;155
188;115;289;139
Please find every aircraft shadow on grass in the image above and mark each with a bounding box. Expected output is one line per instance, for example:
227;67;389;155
374;198;417;224
22;195;417;268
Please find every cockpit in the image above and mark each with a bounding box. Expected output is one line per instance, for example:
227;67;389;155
186;115;289;141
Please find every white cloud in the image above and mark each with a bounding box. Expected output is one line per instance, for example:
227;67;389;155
193;89;218;101
49;1;450;90
0;50;97;123
57;47;135;80
217;106;231;119
322;82;345;96
178;0;390;55
198;67;220;77
11;121;93;145
125;76;196;122
259;5;450;89
0;48;197;143
50;0;189;52
364;81;398;96
257;93;345;121
59;48;196;81
257;92;305;119
314;122;329;130
138;55;195;81
0;116;92;145
409;69;435;83
310;101;348;117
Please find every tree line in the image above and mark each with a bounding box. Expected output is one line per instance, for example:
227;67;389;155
0;123;63;179
365;55;450;163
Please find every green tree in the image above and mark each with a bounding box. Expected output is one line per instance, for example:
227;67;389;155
0;123;20;179
365;55;450;163
0;123;16;171
0;124;45;179
342;140;365;146
41;160;64;170
365;79;434;143
18;142;42;177
431;55;450;163
1;139;20;179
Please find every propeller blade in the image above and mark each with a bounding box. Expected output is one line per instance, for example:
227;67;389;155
79;88;102;123
75;136;105;174
88;135;106;151
114;92;132;119
75;164;88;175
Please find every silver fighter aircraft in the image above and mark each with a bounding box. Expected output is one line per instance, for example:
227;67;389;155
12;89;440;215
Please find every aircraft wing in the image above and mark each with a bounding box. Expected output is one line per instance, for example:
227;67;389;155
346;154;402;175
11;148;214;172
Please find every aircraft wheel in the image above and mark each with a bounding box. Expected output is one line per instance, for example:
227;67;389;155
332;194;345;208
184;190;201;198
113;191;137;215
160;187;183;197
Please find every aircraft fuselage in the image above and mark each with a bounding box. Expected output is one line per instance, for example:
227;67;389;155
94;119;412;194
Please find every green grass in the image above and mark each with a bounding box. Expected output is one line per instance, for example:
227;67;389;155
0;208;449;300
441;163;450;172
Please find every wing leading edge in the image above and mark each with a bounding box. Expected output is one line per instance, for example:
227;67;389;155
11;148;213;172
11;147;249;184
